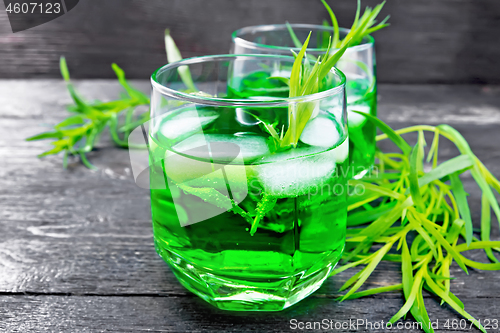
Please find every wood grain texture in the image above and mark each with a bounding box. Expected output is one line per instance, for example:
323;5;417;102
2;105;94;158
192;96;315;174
0;0;500;83
0;80;500;332
1;295;499;332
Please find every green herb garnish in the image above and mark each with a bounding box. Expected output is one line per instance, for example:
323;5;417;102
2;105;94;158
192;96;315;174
28;32;194;168
320;0;390;49
273;0;389;149
267;34;349;149
286;0;389;51
27;57;150;169
334;114;500;333
165;29;196;92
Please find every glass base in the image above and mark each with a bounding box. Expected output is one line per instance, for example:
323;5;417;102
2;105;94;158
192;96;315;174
156;243;341;311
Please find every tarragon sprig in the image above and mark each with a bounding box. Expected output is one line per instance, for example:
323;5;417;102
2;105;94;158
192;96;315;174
271;33;349;149
27;57;150;169
333;113;500;333
28;31;193;169
274;0;388;149
320;0;389;49
165;29;196;92
286;0;389;51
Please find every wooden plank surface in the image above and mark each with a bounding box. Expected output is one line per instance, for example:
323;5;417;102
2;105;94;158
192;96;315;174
0;0;500;84
1;296;499;333
1;80;500;332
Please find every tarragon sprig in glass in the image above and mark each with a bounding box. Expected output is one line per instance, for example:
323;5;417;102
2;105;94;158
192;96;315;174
268;33;349;149
319;0;389;48
286;0;389;51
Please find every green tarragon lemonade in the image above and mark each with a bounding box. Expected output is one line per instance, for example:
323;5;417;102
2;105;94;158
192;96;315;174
149;93;348;310
344;74;377;178
146;51;349;310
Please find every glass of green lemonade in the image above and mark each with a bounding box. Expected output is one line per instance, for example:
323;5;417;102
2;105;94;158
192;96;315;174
146;54;348;311
231;24;376;179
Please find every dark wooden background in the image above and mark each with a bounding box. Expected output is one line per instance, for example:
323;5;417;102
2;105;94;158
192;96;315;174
0;0;500;83
2;81;500;331
2;0;500;331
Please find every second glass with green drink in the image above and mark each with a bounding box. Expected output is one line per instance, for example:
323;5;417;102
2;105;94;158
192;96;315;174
232;24;377;178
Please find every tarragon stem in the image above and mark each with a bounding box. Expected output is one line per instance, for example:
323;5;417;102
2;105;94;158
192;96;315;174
332;115;500;333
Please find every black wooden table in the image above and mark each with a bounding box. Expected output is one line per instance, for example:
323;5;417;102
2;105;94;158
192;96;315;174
1;81;500;332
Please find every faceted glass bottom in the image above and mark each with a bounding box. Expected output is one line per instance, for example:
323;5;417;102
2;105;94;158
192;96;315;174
155;241;343;311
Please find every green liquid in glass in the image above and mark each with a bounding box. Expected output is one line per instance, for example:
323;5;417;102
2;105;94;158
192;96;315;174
345;78;377;178
149;100;347;310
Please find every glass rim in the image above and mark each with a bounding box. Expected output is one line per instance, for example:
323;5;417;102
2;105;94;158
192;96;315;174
151;54;346;107
232;24;374;53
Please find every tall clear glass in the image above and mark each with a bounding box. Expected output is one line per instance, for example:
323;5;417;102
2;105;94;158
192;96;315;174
146;54;348;311
232;24;376;178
